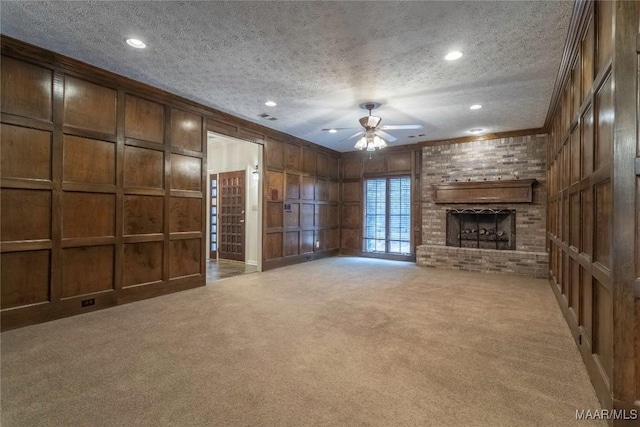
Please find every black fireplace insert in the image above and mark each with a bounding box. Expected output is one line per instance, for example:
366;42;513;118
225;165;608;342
446;209;516;250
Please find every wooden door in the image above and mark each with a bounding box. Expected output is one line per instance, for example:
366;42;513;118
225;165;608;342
218;171;245;261
209;174;217;259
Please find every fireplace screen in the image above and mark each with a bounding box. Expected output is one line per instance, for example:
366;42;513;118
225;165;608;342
446;209;515;250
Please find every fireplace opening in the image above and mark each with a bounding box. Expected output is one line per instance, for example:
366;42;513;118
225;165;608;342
446;209;516;250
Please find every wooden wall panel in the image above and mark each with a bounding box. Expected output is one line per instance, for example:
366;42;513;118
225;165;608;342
124;195;164;235
63;135;115;184
284;203;299;229
169;239;200;278
265;137;284;169
301;176;315;200
1;56;52;121
317;205;327;228
343;182;361;202
595;279;613;382
581;18;594;105
64;76;116;134
267;171;284;201
595;74;613;169
300;230;314;254
342;158;361;180
316;153;328;177
124;146;164;188
386;151;412;172
581;189;593;257
328;205;339;228
171;109;202;152
326;229;339;250
61;246;114;297
265;233;283;260
315;179;327;201
266;202;283;229
572;55;582;118
171;154;201;191
341;228;360;250
328;155;340;180
301;203;314;228
581;105;594;178
1;189;51;241
284;231;299;256
302;147;316;175
570;130;580;184
569;193;580;249
364;155;385;173
596;0;613;74
1;250;50;309
124;95;164;144
594;181;611;269
328;182;339;202
285;143;300;171
1;124;51;180
123;242;163;287
286;173;300;199
342;205;360;229
62;192;115;238
170;197;201;232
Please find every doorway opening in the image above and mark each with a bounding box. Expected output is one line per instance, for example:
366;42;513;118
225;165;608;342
206;131;262;283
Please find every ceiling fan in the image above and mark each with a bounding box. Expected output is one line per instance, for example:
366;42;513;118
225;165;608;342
322;102;423;151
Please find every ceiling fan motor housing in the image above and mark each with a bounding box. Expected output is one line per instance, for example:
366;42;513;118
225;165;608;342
359;115;382;129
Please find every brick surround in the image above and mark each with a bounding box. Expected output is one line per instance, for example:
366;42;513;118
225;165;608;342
417;134;548;278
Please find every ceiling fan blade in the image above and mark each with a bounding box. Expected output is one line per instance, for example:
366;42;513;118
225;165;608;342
340;131;364;142
376;130;397;142
380;124;423;130
320;127;359;131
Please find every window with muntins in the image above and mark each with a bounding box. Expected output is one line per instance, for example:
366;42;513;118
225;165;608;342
363;176;411;255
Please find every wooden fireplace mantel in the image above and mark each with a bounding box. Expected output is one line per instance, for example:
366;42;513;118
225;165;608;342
432;179;537;204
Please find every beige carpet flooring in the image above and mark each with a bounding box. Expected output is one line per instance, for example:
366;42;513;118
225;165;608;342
1;257;605;427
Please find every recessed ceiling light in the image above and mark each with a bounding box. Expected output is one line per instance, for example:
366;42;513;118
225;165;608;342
445;51;463;61
126;38;146;49
470;104;483;110
328;129;337;133
469;128;484;134
265;101;277;107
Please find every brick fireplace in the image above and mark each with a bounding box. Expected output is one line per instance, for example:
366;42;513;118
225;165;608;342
416;135;548;278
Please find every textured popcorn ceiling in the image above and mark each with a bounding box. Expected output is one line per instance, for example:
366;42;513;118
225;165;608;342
1;1;572;152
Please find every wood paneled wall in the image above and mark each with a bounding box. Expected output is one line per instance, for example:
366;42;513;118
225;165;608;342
262;138;340;269
340;148;422;259
0;37;340;329
1;52;207;330
546;0;639;418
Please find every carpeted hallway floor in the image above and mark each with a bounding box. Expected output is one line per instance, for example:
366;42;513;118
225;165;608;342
1;257;605;426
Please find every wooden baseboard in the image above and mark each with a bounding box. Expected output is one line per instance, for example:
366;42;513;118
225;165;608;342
262;249;339;271
1;275;205;331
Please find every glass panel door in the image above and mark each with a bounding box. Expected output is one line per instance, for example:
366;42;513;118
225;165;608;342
363;176;411;255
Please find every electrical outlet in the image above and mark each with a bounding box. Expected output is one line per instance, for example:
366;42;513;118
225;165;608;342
315;240;320;248
81;298;95;307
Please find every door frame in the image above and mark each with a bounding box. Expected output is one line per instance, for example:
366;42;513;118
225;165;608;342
205;128;263;271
